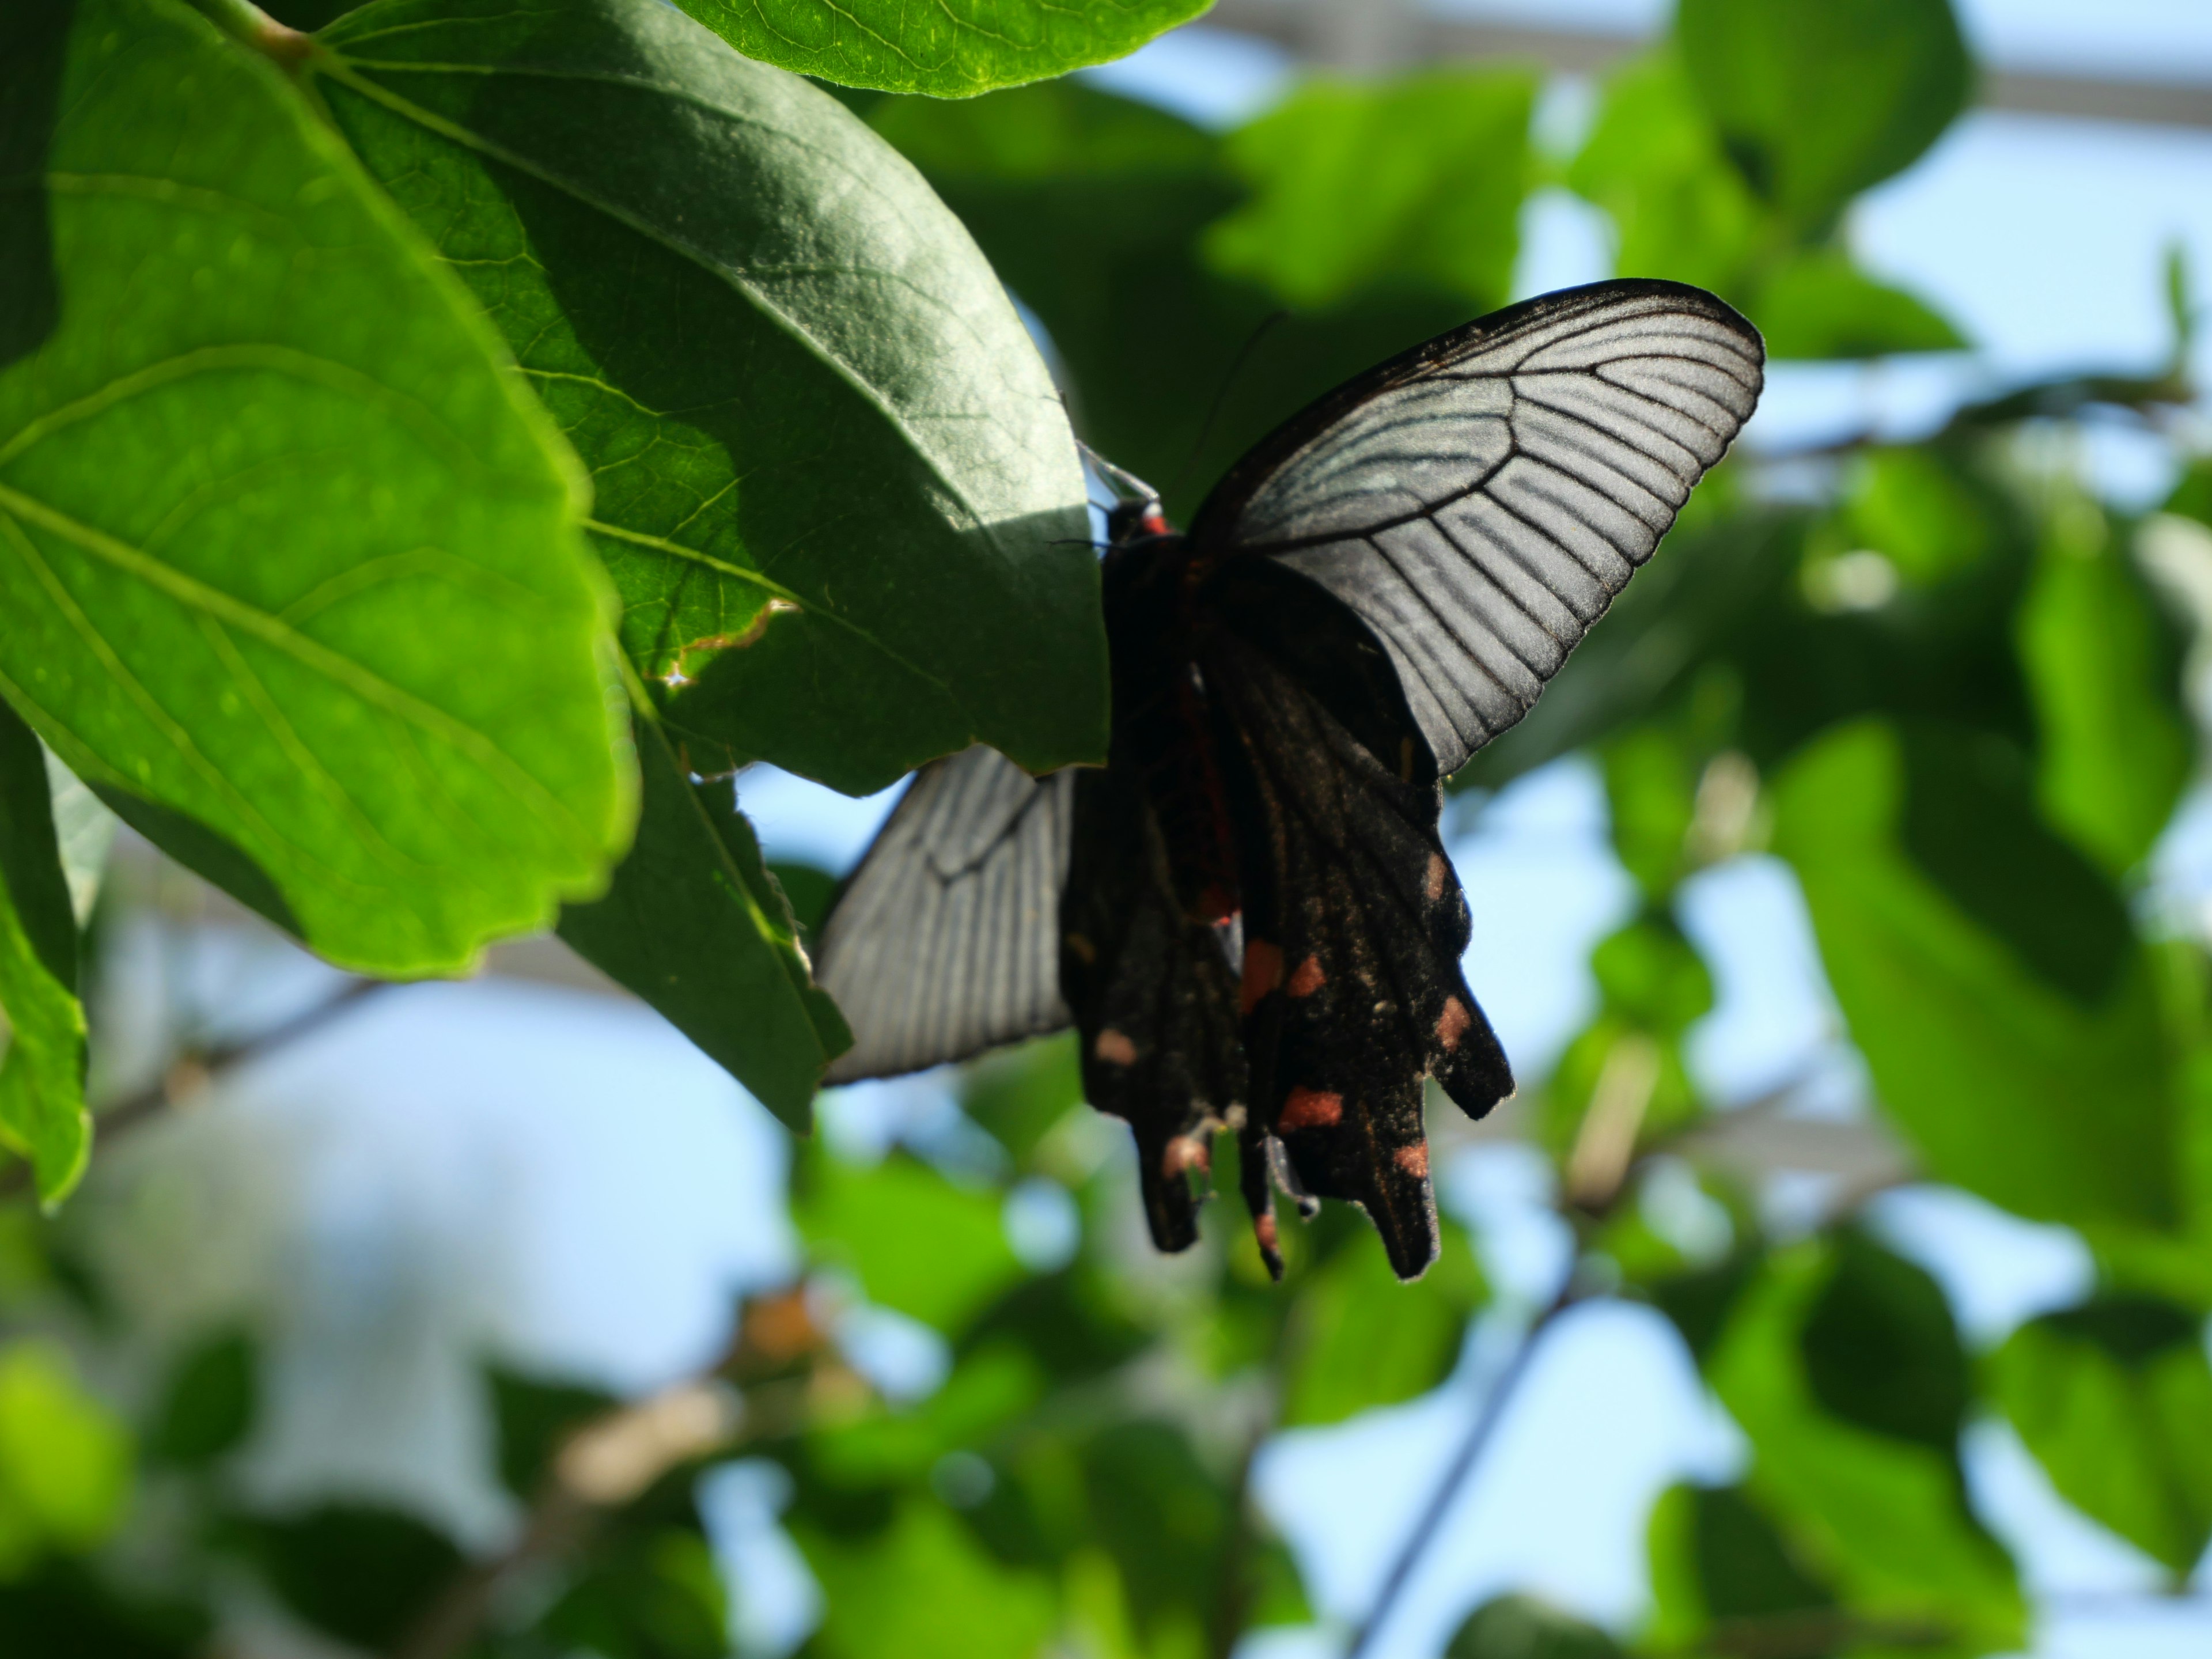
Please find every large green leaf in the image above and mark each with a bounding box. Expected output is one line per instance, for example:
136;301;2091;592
0;0;632;975
1645;1482;1839;1657
2016;497;2191;876
0;703;86;1204
1991;1297;2212;1577
1677;0;1971;228
1204;68;1535;313
312;0;1105;794
1706;1241;2025;1652
1754;249;1967;359
1447;1596;1621;1659
0;1342;131;1578
1770;721;2181;1234
796;1152;1026;1334
801;1501;1055;1659
1279;1221;1484;1428
669;0;1210;97
556;717;850;1130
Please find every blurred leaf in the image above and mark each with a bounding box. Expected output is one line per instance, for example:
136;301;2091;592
770;859;839;940
231;1503;462;1650
0;1557;210;1659
1447;1592;1623;1658
1839;446;2000;588
1646;1481;1834;1654
959;1262;1152;1385
666;0;1210;97
809;1342;1044;1486
1205;69;1535;313
1567;51;1767;296
1603;728;1700;900
2016;497;2191;876
0;1341;131;1577
1991;1296;2212;1576
2;0;634;975
537;1525;730;1659
486;1365;617;1499
1755;249;1967;359
1706;1241;2025;1650
874;80;1475;522
1679;0;1971;226
802;1499;1055;1659
1281;1220;1484;1427
0;702;86;1202
316;0;1105;794
1798;1229;1967;1456
1642;1247;1763;1368
1771;720;2181;1234
798;1152;1025;1334
559;718;849;1129
147;1330;255;1471
960;1032;1085;1165
1078;1419;1232;1652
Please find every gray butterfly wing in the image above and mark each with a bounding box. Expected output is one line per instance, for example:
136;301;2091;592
813;745;1073;1084
1190;279;1765;776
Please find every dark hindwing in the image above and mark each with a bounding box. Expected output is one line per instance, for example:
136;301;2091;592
1189;279;1766;777
814;745;1073;1083
1060;763;1247;1255
1203;599;1510;1281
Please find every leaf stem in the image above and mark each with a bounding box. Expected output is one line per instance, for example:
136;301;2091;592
183;0;312;68
1342;1281;1580;1659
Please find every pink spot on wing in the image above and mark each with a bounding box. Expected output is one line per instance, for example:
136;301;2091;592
1287;954;1325;997
1436;997;1471;1052
1164;1134;1210;1178
1395;1142;1430;1180
1279;1086;1343;1130
1425;853;1449;902
1096;1028;1137;1066
1241;940;1283;1014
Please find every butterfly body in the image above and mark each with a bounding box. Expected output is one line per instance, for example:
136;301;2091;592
815;281;1766;1279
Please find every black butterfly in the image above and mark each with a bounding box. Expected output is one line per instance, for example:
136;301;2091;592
813;280;1764;1280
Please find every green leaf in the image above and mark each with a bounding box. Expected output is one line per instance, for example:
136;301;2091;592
147;1330;256;1471
1645;1482;1836;1655
959;1032;1084;1165
537;1525;730;1659
483;1365;616;1499
809;1342;1046;1486
229;1504;463;1650
0;1557;212;1659
668;0;1210;97
2016;496;2191;876
1837;445;1999;588
0;1343;131;1578
0;0;632;976
1771;720;2181;1234
1706;1242;2025;1651
801;1501;1056;1659
313;0;1105;794
0;702;87;1203
1755;249;1968;359
1678;0;1971;227
1797;1229;1968;1457
557;717;849;1131
1203;68;1535;313
1447;1593;1622;1659
797;1152;1026;1334
1280;1221;1484;1427
1567;51;1768;297
1991;1297;2212;1577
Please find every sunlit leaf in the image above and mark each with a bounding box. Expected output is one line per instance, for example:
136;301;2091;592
314;0;1105;793
797;1152;1025;1334
558;717;850;1130
1205;69;1535;313
802;1501;1055;1659
1755;249;1967;359
1678;0;1970;226
1646;1482;1835;1655
2016;494;2191;876
1838;445;1999;588
666;0;1212;98
1992;1297;2212;1577
0;703;85;1203
0;0;634;975
0;1342;131;1578
1281;1222;1484;1427
1771;720;2181;1235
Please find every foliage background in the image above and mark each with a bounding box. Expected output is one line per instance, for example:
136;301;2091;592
2;1;2211;1657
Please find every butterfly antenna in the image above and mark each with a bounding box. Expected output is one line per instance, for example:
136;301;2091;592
1159;309;1291;505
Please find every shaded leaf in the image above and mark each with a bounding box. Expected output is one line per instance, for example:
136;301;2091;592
1204;68;1535;313
797;1152;1025;1334
1991;1297;2212;1576
536;1525;730;1659
1281;1219;1484;1428
801;1500;1055;1659
0;1557;210;1659
1756;249;1967;359
960;1032;1085;1166
315;0;1105;794
1798;1229;1967;1457
486;1365;616;1500
2016;495;2191;876
666;0;1211;99
147;1330;256;1471
0;701;86;1202
229;1503;462;1650
1679;0;1971;226
0;1342;131;1577
0;0;633;975
1770;721;2180;1234
1646;1482;1834;1655
809;1343;1044;1487
559;716;849;1130
1838;445;2000;588
1447;1592;1622;1659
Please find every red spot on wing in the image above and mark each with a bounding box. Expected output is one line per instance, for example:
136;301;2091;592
1395;1142;1430;1180
1164;1134;1210;1178
1241;940;1283;1014
1287;954;1325;997
1279;1087;1343;1130
1425;853;1450;903
1095;1028;1137;1066
1255;1211;1279;1259
1436;997;1471;1052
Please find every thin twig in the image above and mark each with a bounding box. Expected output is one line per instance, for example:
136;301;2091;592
1342;1282;1580;1659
